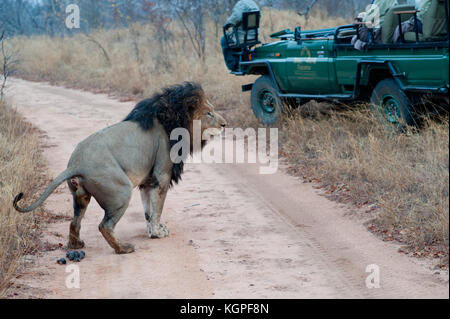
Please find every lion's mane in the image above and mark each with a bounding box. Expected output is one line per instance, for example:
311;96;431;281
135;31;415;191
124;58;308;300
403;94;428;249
123;82;205;186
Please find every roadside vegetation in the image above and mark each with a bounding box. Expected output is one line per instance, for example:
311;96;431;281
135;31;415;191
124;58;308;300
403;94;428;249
8;8;449;259
0;101;45;297
282;106;448;257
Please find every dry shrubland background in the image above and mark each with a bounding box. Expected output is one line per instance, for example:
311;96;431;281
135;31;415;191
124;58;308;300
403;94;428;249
0;4;448;296
9;8;346;113
0;101;45;297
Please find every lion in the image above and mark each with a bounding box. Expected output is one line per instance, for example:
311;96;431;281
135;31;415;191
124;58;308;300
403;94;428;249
13;82;227;254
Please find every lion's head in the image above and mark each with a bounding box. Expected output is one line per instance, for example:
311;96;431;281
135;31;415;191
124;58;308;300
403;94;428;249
190;94;227;140
123;82;227;185
124;82;226;137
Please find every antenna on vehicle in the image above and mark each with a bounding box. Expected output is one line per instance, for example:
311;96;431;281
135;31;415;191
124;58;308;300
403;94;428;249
445;0;449;42
294;27;302;44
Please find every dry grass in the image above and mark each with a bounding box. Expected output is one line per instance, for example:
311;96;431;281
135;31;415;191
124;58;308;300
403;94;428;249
282;105;449;252
0;101;44;297
7;8;449;254
260;7;348;38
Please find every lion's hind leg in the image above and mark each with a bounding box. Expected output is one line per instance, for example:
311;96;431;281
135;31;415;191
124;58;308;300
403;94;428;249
68;178;91;249
96;181;135;254
99;204;135;254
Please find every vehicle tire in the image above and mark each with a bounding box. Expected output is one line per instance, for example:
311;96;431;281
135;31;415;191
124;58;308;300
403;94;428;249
370;79;418;130
251;75;284;125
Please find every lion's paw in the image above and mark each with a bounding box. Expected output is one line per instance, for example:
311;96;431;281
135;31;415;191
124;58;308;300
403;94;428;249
147;223;169;239
68;239;85;250
115;243;135;254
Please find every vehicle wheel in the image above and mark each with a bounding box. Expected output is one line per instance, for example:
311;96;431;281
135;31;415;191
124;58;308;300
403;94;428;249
370;79;418;130
251;75;284;125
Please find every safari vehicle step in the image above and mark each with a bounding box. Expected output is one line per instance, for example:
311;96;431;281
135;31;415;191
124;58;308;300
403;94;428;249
278;93;353;100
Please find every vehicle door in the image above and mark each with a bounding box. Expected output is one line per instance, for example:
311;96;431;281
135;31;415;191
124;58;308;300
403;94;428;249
283;39;333;94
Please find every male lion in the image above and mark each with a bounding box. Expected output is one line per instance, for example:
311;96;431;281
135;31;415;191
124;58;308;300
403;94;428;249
14;82;227;254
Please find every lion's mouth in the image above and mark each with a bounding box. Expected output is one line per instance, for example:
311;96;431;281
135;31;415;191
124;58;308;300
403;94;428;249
205;127;224;137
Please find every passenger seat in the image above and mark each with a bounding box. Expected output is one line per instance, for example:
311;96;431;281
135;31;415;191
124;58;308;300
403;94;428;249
404;0;448;42
381;4;415;43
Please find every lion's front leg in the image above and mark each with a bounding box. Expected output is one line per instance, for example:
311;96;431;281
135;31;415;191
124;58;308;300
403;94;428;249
149;222;169;239
140;172;170;239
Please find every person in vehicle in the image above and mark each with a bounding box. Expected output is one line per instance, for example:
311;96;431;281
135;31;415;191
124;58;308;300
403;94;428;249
361;0;399;28
352;0;399;49
221;0;260;71
393;0;432;42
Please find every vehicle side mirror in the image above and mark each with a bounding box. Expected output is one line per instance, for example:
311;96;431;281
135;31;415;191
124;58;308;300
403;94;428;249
294;26;302;44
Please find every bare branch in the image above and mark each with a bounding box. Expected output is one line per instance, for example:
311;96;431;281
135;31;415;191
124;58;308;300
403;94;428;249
297;0;319;25
85;35;111;67
172;1;206;62
175;9;201;56
0;31;13;101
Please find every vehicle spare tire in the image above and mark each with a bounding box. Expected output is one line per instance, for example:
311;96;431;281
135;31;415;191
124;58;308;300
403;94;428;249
251;75;284;125
370;78;418;130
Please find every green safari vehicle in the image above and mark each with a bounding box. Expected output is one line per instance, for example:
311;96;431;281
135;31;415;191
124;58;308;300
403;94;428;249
223;1;449;127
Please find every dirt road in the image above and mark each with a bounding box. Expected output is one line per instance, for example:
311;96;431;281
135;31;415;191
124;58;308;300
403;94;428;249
6;78;448;299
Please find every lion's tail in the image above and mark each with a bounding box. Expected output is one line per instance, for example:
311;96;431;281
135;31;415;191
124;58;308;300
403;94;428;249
13;168;79;213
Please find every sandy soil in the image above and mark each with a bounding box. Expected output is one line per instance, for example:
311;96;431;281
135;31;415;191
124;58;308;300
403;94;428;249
5;78;449;299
